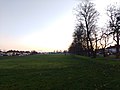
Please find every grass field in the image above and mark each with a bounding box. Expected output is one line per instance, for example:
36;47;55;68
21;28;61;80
0;55;120;90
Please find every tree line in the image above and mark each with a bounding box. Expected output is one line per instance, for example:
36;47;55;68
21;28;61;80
68;1;120;58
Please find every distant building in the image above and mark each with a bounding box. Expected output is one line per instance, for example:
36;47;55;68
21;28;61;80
106;45;120;54
0;51;3;56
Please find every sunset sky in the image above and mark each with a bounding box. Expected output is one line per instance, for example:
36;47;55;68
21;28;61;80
0;0;120;52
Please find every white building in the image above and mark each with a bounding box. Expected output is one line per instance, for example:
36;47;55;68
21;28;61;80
107;45;120;54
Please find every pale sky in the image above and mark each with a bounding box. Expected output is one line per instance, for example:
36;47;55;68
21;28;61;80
0;0;120;52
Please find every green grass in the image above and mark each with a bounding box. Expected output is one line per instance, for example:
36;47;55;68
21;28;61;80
0;55;120;90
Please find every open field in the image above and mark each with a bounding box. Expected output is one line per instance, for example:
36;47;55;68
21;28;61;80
0;55;120;90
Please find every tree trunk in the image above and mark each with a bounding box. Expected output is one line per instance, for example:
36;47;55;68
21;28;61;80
89;37;94;57
94;38;98;58
87;38;90;56
103;48;106;57
116;29;119;58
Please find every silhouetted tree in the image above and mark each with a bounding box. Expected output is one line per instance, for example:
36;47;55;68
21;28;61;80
30;50;38;55
99;28;113;57
75;1;99;57
107;5;120;58
91;27;100;57
69;23;87;55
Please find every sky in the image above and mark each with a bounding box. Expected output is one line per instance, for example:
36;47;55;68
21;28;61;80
0;0;120;52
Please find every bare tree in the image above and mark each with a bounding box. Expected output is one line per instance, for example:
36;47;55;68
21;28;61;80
92;27;100;57
107;5;120;58
76;1;99;57
99;28;113;57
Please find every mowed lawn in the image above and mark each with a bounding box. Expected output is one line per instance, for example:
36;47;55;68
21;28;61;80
0;55;120;90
